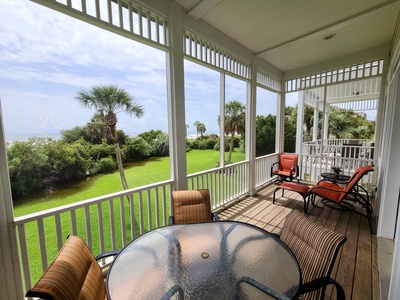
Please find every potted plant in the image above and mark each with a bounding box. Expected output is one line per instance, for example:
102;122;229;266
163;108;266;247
331;166;342;174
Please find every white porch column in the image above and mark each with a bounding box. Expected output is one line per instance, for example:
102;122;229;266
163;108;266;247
323;102;330;141
278;84;285;153
246;58;257;195
0;102;23;299
312;108;319;141
295;91;305;154
219;73;226;167
166;3;187;190
377;74;400;239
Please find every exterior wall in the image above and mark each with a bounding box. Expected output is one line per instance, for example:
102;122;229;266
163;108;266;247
386;14;400;299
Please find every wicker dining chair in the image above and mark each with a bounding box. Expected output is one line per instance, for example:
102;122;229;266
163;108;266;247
280;211;347;300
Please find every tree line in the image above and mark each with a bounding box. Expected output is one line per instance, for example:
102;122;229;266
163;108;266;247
6;84;374;198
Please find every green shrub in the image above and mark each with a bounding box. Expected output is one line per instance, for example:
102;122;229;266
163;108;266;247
214;139;230;152
198;139;217;150
97;157;116;173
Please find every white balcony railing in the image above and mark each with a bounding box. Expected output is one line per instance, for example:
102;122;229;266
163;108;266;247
15;149;374;296
16;155;280;294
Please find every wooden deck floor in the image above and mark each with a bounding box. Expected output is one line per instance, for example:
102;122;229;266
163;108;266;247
218;184;380;300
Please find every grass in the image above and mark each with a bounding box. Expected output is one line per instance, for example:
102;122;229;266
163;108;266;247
14;149;245;283
14;149;245;216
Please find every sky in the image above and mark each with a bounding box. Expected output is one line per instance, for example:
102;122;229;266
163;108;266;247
0;0;284;142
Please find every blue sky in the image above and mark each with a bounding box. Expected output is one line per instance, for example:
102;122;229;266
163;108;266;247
0;0;282;142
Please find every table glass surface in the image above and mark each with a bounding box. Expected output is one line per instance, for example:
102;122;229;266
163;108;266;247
106;221;301;300
320;172;350;183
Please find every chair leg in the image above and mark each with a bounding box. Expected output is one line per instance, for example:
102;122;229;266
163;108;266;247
303;195;310;214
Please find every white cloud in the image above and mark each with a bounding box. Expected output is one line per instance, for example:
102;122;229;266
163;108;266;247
0;0;234;140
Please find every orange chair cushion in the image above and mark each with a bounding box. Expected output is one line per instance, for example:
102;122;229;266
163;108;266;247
172;189;213;224
26;235;105;300
278;182;310;196
279;154;298;173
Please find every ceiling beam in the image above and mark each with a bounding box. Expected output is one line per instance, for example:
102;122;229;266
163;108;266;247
256;0;400;57
187;0;223;19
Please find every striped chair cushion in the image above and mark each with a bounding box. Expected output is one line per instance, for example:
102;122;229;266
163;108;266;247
280;211;346;300
172;189;213;224
26;235;105;300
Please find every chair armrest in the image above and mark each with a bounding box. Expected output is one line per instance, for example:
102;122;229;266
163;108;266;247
95;250;120;261
236;276;290;300
95;250;120;279
300;277;345;299
271;162;280;176
168;215;174;225
289;164;299;180
212;212;220;221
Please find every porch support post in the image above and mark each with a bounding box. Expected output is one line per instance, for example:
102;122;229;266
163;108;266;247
377;74;400;239
295;91;304;154
246;58;258;195
387;76;400;300
320;85;328;152
219;73;226;167
278;83;285;153
0;102;23;299
312;108;318;141
166;3;187;190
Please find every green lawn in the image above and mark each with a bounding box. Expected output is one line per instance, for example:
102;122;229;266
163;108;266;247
14;149;245;283
14;149;245;216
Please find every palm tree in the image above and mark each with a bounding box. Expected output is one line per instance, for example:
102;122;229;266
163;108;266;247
193;121;206;138
220;100;245;164
76;84;144;190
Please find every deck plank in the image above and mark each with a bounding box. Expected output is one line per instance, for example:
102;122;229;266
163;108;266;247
221;184;378;300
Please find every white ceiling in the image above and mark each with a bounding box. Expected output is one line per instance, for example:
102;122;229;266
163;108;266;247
172;0;400;72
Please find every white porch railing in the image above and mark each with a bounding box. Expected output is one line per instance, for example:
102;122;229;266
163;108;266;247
16;155;279;294
14;150;373;296
299;139;375;189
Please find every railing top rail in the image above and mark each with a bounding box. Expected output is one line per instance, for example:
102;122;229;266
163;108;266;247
14;179;174;224
187;160;249;178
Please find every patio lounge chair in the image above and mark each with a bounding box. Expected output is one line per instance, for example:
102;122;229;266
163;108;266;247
280;210;347;300
26;235;119;300
169;189;220;224
270;153;299;183
273;165;374;232
309;165;374;232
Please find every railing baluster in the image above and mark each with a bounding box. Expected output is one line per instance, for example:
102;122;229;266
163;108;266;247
146;189;152;231
138;6;143;37
81;0;87;14
54;214;63;249
109;199;116;250
71;210;77;235
128;1;134;33
138;191;144;234
129;193;135;240
155;187;160;228
37;219;47;271
97;203;105;254
146;11;151;40
95;0;100;20
107;0;112;25
118;0;123;29
84;206;92;250
119;195;126;246
17;225;31;289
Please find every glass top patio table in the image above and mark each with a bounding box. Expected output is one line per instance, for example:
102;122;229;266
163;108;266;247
320;172;350;184
106;221;301;300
